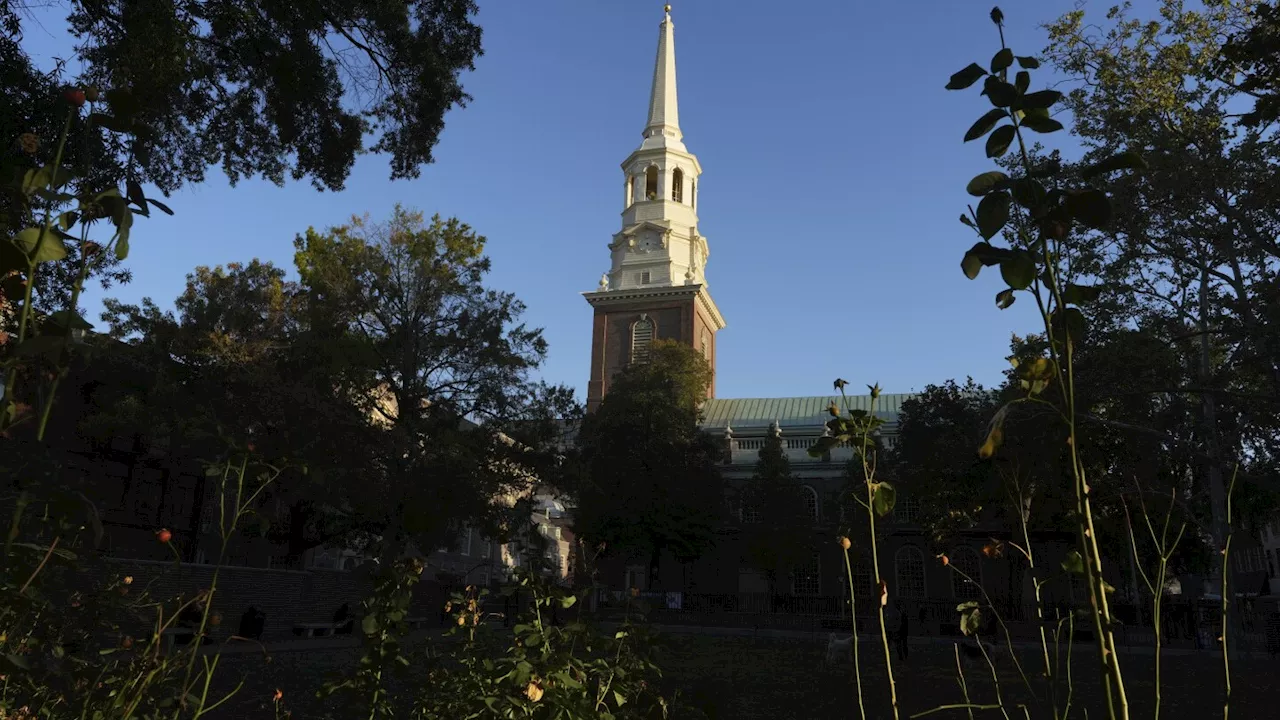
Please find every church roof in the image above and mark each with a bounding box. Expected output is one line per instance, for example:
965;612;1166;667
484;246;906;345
699;394;914;431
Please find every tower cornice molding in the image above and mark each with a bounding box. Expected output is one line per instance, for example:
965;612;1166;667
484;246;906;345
583;283;726;330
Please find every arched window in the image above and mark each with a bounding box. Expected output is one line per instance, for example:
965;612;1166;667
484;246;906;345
951;546;982;600
630;315;654;365
800;485;819;523
848;559;873;600
671;168;684;202
644;166;658;200
895;545;926;600
839;493;859;524
793;553;821;596
701;329;710;360
626;176;634;208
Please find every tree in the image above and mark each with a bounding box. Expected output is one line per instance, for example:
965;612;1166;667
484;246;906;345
573;340;725;590
1219;1;1280;128
98;206;576;563
1044;0;1280;567
1;0;483;195
739;425;815;596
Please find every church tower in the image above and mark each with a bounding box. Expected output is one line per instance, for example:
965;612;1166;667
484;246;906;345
583;4;726;412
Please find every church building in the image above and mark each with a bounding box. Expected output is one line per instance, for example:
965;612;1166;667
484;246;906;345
573;8;1100;627
581;5;929;602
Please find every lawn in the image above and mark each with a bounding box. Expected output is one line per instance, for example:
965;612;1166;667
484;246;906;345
205;631;1277;719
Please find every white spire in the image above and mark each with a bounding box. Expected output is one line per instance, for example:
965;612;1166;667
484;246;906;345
642;5;684;152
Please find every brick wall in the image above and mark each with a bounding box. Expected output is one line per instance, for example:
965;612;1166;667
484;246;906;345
93;559;445;642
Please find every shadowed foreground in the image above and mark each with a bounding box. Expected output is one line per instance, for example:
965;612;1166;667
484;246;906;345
203;632;1274;718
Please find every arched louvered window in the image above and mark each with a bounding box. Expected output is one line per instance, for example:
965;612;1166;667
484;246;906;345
630;315;654;365
672;168;684;202
951;546;982;600
645;166;658;200
895;545;926;600
800;485;819;523
626;176;634;208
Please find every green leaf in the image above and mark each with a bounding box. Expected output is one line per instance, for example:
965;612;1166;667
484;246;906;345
1061;551;1085;575
1010;178;1046;210
960;214;976;228
614;690;628;707
976;191;1011;240
46;309;93;331
960;605;983;637
147;197;175;215
1080;150;1148;179
1064;189;1111;229
871;481;896;518
15;227;68;263
986;81;1018;108
978;406;1007;460
985;125;1015;158
361;615;379;635
3;653;32;672
1062;283;1102;305
1000;253;1036;290
807;435;840;458
946;63;988;90
964;109;1008;142
88;112;132;134
965;171;1009;197
1020;115;1064;133
1020;90;1062;109
559;594;577;609
58;211;80;231
990;48;1014;73
1052;307;1088;345
960;242;1011;280
115;235;130;261
1016;56;1041;69
126;179;148;213
1015;71;1030;94
956;600;980;612
996;288;1016;309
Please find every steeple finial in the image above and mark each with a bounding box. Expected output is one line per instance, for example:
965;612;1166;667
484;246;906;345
642;2;683;151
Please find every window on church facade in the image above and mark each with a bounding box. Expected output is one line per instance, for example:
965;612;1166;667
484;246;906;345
640;271;652;284
895;545;926;599
793;553;820;596
800;485;819;523
671;168;684;202
951;546;981;600
626;176;634;208
894;494;921;524
740;490;761;524
645;166;658;200
630;316;654;365
701;330;710;360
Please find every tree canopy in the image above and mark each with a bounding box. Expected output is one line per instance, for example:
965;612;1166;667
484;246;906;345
93;206;575;563
739;426;816;595
572;340;724;589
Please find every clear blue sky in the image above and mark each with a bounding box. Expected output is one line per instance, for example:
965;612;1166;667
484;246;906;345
17;1;1133;402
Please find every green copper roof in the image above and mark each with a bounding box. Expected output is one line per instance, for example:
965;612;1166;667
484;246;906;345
700;394;914;430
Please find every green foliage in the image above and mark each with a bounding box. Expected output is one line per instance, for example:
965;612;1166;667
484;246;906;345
574;341;724;588
322;558;424;718
3;1;483;194
740;429;817;595
412;569;678;720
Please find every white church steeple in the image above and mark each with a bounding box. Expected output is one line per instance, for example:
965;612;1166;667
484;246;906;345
642;4;683;152
602;3;710;293
583;4;725;412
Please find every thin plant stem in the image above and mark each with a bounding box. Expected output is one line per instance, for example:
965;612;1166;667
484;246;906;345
840;387;899;719
983;15;1129;711
955;643;975;720
947;562;1036;699
975;633;1011;720
841;546;867;720
1221;466;1238;720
